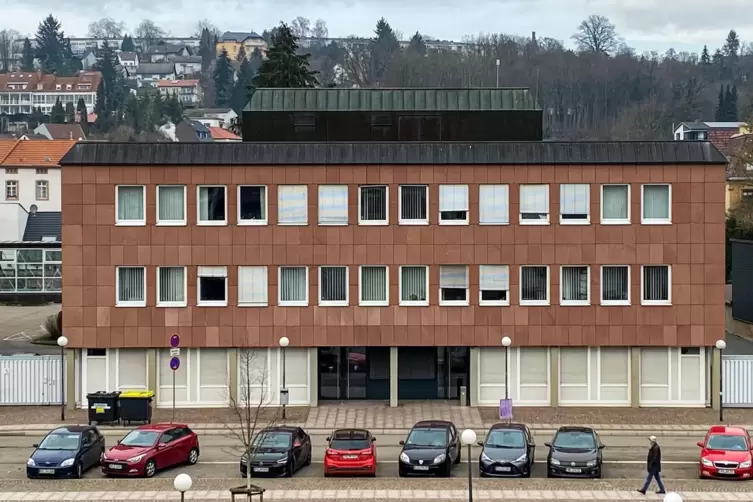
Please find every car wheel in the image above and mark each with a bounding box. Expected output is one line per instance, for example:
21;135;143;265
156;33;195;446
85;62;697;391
454;448;461;464
305;450;312;467
144;459;156;478
75;462;83;479
439;459;452;477
187;448;199;465
285;460;295;477
594;468;602;479
479;470;488;478
398;466;407;477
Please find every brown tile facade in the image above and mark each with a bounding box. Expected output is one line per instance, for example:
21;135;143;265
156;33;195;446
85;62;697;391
61;163;726;349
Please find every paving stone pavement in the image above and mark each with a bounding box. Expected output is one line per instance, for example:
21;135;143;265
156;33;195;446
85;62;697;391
304;402;485;430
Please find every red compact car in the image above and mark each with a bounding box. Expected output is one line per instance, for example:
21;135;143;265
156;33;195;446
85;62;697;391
324;428;377;477
698;425;753;480
102;424;199;477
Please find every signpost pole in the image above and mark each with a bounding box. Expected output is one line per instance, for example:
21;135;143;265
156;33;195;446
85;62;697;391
172;369;176;423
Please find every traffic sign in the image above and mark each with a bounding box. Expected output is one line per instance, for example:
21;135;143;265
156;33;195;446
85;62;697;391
170;334;180;348
170;348;180;357
170;357;180;371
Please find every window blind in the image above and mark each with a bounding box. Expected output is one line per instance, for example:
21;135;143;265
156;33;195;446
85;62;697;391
643;266;669;301
278;185;308;224
439;185;469;212
602;266;628;301
280;267;307;302
320;267;347;302
479;185;509;224
401;266;427;301
560;184;589;217
318;185;348;224
118;267;144;303
479;265;510;291
400;185;428;221
361;266;387;302
602;185;628;220
360;186;387;221
520;185;548;213
439;266;468;289
238;266;268;305
117;187;144;220
158;186;184;221
561;266;588;301
158;267;185;303
198;266;227;278
643;185;670;220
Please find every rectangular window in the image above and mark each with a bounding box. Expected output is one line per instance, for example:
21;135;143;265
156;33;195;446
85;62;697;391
157;185;186;225
318;185;348;225
359;185;388;224
560;266;589;306
4;168;18;174
520;266;549;305
197;266;227;306
4;180;18;200
359;266;388;306
601;184;630;224
642;265;671;305
399;185;428;224
479;185;509;225
116;266;145;307
479;265;510;306
116;186;145;225
560;184;589;224
35;180;49;201
439;265;469;306
319;266;348;306
519;185;549;224
641;184;671;224
279;266;308;306
197;186;226;225
400;266;428;306
157;266;186;307
35;168;48;175
238;185;267;225
238;266;268;307
601;265;630;305
439;184;469;224
278;185;308;225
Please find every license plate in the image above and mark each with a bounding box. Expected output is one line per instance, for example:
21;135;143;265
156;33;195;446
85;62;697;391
566;467;581;473
413;465;430;471
253;467;269;472
38;469;55;474
719;469;735;474
495;466;511;472
108;464;123;470
343;455;358;459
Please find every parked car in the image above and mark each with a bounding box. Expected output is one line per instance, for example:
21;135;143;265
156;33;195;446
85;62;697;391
478;422;535;477
240;426;312;478
27;426;105;479
101;424;199;477
698;425;753;479
324;428;377;477
545;426;604;478
398;420;461;477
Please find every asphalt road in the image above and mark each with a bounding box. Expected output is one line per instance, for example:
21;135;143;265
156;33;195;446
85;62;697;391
0;304;60;355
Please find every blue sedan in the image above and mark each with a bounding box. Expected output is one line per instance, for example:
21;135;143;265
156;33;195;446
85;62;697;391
27;426;105;479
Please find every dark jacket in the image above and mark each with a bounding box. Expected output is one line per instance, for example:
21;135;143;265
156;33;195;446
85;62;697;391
647;443;662;473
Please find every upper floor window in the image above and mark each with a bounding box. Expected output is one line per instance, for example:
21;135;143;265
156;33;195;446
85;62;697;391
399;185;428;225
601;185;630;224
116;266;146;307
479;185;509;225
197;185;226;225
641;184;671;224
479;265;510;306
238;266;268;307
157;185;186;225
198;266;227;307
318;185;348;225
35;168;48;174
642;265;671;305
319;266;348;306
439;265;469;306
439;185;469;225
5;180;18;200
560;266;589;306
359;185;388;225
519;185;549;224
601;265;630;306
400;265;428;306
238;186;267;225
560;184;589;224
35;180;49;201
278;185;308;225
157;266;187;307
520;265;549;306
279;266;308;306
115;185;145;225
359;266;388;306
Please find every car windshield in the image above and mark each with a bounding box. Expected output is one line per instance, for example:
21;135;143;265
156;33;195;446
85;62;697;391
38;433;80;450
330;438;371;450
486;429;526;448
707;434;749;451
252;432;292;449
406;428;447;447
553;431;596;449
120;430;159;447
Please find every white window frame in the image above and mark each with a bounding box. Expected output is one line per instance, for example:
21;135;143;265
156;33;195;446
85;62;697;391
238;265;268;307
519;265;550;306
398;185;429;225
196;185;228;226
156;185;187;226
36;180;49;201
115;185;146;226
478;184;510;225
399;265;429;307
278;266;309;307
277;185;309;226
438;265;469;307
559;265;590;307
479;265;510;306
519;184;549;225
318;185;348;226
640;265;672;306
559;184;590;225
438;184;470;226
358;265;389;307
600;184;631;225
358;185;389;225
115;266;146;307
640;184;672;225
197;266;228;307
237;185;268;226
318;266;349;307
5;180;18;200
600;265;631;306
156;266;187;307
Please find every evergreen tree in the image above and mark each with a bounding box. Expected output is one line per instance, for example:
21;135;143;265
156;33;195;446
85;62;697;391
120;35;135;52
50;98;66;123
213;48;234;107
76;97;89;134
253;23;318;88
149;91;166;128
370;18;400;84
715;85;725;121
122;93;145;133
164;93;183;124
93;81;113;132
28;107;45;130
21;38;35;71
723;29;740;59
92;40;125;131
231;55;256;113
64;101;75;123
236;45;246;63
198;28;214;71
407;32;427;56
35;14;76;75
726;85;738;121
700;45;710;65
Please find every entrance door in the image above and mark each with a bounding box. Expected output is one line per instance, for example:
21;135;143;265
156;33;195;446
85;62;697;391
346;347;367;399
318;347;341;399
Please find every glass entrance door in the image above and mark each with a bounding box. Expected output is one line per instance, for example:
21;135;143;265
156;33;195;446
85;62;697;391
346;347;367;399
318;347;390;400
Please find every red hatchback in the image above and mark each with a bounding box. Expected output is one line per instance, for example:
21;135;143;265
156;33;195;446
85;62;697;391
102;424;199;477
698;425;753;480
324;428;377;477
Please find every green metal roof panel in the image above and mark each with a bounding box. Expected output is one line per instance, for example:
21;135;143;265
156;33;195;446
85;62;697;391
245;88;541;112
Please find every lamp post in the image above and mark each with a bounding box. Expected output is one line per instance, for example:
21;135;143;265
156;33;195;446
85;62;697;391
495;59;500;88
716;339;727;423
173;473;192;502
501;336;511;400
57;336;68;421
663;493;683;502
460;429;477;502
279;336;290;420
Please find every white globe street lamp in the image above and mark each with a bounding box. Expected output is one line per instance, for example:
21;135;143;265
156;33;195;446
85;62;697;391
57;335;68;421
460;429;477;502
174;473;192;501
279;337;290;419
663;492;683;502
716;339;727;423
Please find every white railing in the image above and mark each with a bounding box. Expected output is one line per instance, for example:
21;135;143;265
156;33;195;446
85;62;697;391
0;355;63;405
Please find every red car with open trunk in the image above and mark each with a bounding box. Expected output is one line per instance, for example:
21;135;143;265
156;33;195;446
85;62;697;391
324;428;377;477
698;425;753;480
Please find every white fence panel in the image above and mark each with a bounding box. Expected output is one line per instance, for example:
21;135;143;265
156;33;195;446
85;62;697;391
723;356;753;408
0;355;63;405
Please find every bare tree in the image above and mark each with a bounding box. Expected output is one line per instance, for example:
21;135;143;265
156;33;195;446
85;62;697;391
572;15;620;54
88;18;125;39
0;29;21;72
312;19;329;39
135;20;167;49
194;19;220;39
291;16;311;39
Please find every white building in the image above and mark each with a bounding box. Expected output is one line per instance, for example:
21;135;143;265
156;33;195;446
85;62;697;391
183;108;238;128
156;79;203;107
0;71;101;116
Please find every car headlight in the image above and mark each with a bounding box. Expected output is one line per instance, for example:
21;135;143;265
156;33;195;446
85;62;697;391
433;454;446;464
550;458;560;466
400;452;410;463
276;457;288;464
741;459;752;468
126;454;146;463
586;460;597;467
481;452;493;463
514;454;527;463
60;458;75;467
27;458;35;467
240;456;247;464
701;458;713;467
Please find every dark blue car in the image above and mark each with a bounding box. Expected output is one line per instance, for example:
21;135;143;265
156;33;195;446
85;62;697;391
27;426;105;479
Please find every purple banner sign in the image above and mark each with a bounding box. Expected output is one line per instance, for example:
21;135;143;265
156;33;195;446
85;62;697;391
499;398;513;420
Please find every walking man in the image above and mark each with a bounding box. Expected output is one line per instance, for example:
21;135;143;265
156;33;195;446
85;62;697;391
638;435;665;495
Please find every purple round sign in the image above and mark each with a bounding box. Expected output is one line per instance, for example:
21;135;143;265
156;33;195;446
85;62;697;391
170;357;180;371
170;334;180;348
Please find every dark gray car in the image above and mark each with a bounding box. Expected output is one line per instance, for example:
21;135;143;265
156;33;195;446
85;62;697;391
478;423;535;477
545;426;604;478
398;421;461;477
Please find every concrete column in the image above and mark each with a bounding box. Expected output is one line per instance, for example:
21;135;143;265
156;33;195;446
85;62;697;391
65;348;76;410
227;348;238;406
146;349;157;399
390;347;398;408
630;347;641;408
711;347;721;411
308;348;318;407
549;348;559;406
469;347;480;407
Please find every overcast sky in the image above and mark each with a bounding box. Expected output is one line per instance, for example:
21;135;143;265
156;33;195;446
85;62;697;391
1;0;751;54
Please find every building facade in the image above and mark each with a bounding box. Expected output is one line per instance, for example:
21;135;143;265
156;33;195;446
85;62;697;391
0;72;101;116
